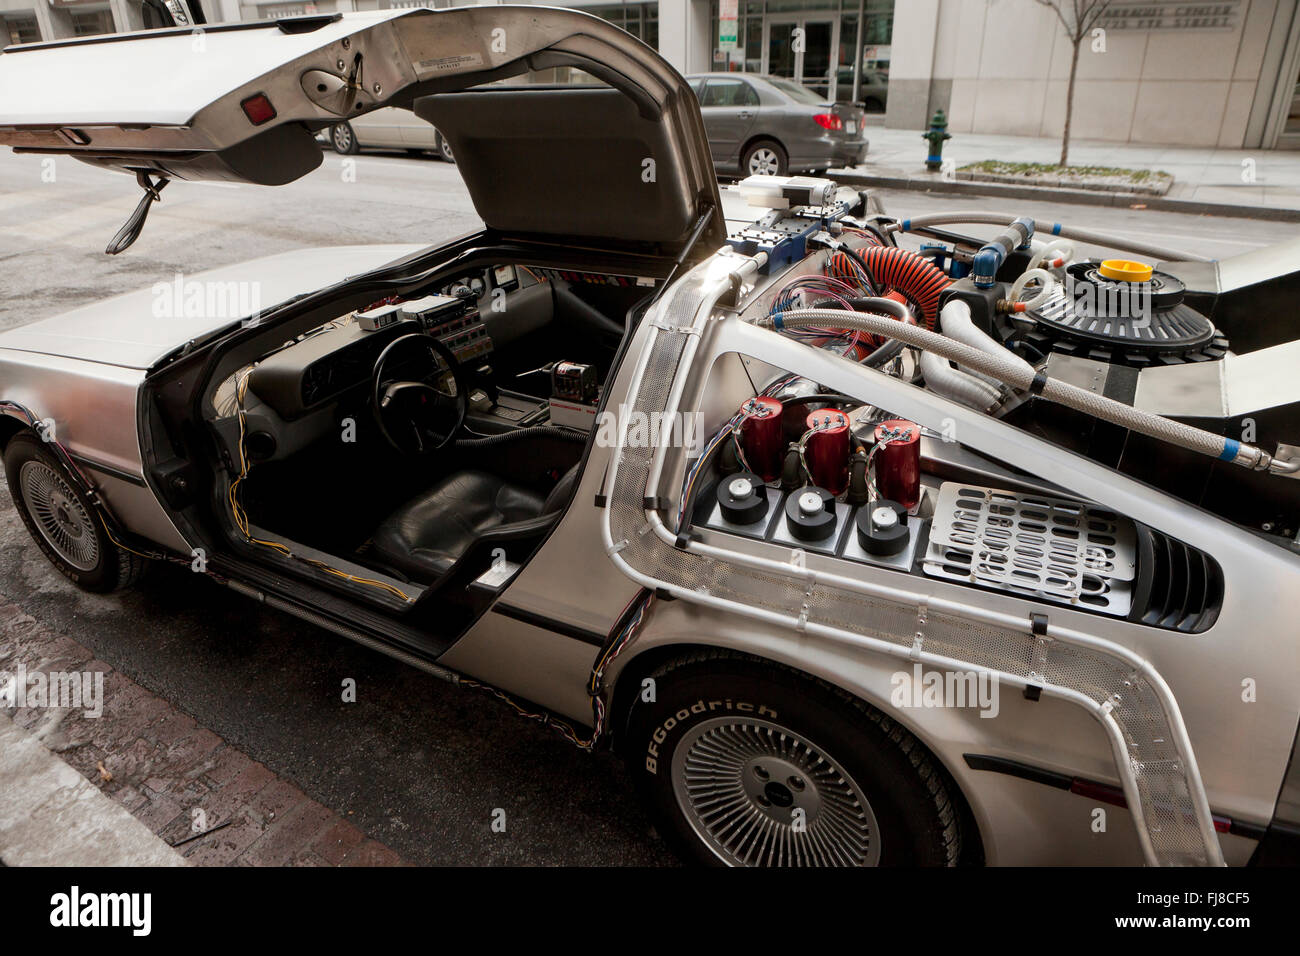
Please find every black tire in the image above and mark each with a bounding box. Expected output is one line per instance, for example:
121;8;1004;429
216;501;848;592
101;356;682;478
435;130;455;164
330;121;360;155
3;432;149;593
623;650;962;867
741;139;787;177
863;96;885;113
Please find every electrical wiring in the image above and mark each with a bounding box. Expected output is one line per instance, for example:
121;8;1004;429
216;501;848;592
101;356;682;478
225;369;417;604
459;587;656;751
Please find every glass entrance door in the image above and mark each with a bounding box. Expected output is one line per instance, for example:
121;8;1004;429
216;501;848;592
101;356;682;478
763;14;839;101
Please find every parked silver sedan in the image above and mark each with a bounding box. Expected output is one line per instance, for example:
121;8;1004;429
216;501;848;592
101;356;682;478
688;72;868;177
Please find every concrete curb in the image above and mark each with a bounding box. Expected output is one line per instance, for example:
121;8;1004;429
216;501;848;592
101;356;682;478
0;711;187;866
831;170;1300;223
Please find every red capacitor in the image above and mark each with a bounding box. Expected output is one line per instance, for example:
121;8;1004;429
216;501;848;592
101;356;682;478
804;408;850;496
739;396;784;482
873;419;921;510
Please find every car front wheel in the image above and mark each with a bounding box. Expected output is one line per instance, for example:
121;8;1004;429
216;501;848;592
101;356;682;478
3;432;149;593
330;121;360;155
742;139;787;176
624;650;962;866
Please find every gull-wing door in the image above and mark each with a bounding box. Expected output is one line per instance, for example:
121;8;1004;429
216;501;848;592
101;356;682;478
0;6;724;255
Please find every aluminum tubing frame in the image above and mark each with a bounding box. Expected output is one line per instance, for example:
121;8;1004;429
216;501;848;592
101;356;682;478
599;251;1224;867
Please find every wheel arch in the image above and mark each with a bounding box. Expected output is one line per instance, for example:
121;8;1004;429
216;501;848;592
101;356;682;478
0;413;28;452
608;636;985;864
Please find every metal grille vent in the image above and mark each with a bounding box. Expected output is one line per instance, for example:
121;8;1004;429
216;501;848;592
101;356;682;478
1131;528;1224;633
923;483;1136;616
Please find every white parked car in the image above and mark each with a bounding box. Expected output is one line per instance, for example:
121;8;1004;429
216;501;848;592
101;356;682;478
327;105;455;163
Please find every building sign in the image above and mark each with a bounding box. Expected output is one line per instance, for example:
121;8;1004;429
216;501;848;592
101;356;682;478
379;0;450;9
1097;2;1239;31
260;2;318;17
718;0;739;50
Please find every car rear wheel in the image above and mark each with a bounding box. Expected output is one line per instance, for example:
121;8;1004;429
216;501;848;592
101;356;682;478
3;432;149;593
435;130;455;164
330;121;360;155
743;139;787;177
624;650;962;866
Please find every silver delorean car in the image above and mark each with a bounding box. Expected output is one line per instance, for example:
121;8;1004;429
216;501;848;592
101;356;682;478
1;6;1299;868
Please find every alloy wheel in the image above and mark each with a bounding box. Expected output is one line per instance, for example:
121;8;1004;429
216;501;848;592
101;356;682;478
19;460;99;571
671;716;881;866
748;147;781;175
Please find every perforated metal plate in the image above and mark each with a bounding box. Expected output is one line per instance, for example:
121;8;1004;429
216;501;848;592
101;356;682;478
923;482;1136;616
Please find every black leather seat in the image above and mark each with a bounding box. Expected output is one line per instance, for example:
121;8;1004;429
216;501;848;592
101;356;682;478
367;466;578;584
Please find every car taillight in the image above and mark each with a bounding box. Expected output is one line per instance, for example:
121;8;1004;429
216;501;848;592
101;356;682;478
814;113;842;131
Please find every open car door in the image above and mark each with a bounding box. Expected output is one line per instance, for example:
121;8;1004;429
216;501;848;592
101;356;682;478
0;7;724;255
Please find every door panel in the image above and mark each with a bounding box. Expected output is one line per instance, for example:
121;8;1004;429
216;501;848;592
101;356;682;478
763;15;839;101
400;113;440;149
801;21;833;100
0;7;726;251
767;22;795;80
698;77;759;164
351;106;407;148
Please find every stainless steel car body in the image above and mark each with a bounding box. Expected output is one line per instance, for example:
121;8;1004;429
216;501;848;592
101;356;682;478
687;72;868;175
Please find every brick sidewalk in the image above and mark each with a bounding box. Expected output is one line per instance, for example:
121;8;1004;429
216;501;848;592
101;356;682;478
0;601;404;866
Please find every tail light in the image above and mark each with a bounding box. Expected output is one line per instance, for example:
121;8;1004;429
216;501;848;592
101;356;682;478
813;113;842;131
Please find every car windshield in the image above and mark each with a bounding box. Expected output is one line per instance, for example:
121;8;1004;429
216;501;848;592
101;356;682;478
766;77;829;106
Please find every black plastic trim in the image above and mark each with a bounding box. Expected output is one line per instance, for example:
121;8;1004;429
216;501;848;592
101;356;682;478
490;603;605;647
69;455;147;487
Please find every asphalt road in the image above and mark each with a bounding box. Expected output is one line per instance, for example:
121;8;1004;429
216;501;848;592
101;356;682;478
1;146;1297;865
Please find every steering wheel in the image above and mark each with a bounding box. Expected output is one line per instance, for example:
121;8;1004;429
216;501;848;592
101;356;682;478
372;333;469;454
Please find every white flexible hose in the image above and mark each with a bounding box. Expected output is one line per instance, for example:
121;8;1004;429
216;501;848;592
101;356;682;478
938;299;1035;378
1009;267;1056;309
918;348;1003;410
1027;241;1074;273
888;212;1212;263
766;307;1285;473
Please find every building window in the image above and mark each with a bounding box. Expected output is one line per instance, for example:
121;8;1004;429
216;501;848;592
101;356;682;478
2;14;40;45
70;9;115;37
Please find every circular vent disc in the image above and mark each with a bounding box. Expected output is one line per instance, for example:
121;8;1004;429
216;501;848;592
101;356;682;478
1027;262;1215;357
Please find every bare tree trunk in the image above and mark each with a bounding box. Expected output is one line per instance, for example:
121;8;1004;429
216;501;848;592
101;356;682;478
1061;38;1081;166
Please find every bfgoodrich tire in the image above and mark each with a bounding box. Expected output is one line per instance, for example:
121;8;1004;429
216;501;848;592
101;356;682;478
624;650;962;866
3;432;148;593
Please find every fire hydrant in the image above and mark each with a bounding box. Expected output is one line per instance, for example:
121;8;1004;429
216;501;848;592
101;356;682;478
923;110;952;172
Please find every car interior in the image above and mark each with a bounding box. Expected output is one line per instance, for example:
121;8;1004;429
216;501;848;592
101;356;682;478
204;262;655;608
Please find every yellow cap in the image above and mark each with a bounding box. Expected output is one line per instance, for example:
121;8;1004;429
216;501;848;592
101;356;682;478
1098;259;1153;282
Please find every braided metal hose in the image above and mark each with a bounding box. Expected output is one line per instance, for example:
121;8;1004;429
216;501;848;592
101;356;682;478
764;308;1296;474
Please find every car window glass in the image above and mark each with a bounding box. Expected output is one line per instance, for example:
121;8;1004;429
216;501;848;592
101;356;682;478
701;79;758;108
767;77;828;106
